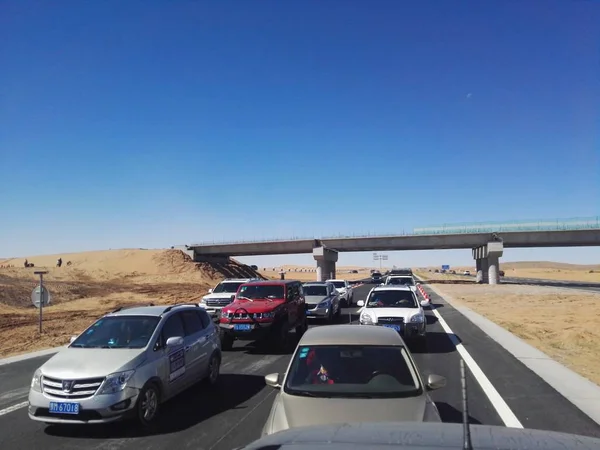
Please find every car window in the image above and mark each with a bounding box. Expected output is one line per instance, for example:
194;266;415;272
196;310;211;329
71;316;160;349
180;310;204;335
284;345;421;398
213;281;244;293
286;284;296;302
367;290;417;308
238;284;285;299
161;314;186;340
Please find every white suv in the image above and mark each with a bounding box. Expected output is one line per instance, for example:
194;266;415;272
357;285;430;350
199;278;261;320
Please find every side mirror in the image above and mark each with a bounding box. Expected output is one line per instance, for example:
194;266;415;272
426;374;446;391
356;300;365;307
265;372;281;389
166;336;184;348
420;299;431;308
207;288;213;294
69;336;77;344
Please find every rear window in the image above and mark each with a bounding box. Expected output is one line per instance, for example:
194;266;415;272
304;285;328;296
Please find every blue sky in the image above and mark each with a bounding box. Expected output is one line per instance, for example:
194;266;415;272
1;0;598;267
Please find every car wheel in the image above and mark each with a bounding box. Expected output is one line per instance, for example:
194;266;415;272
220;329;234;351
295;317;308;337
205;352;221;385
136;383;160;427
276;325;290;352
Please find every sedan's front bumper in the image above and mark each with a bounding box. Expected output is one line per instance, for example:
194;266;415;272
28;387;140;424
305;305;330;319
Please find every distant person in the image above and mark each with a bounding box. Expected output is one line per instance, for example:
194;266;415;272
24;259;28;268
57;258;62;268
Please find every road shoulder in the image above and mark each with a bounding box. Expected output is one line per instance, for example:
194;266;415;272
417;276;600;432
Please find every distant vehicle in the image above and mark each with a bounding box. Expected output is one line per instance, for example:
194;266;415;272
326;279;354;306
260;325;445;436
250;264;258;270
463;270;471;276
199;278;261;321
383;275;417;294
371;271;382;283
244;422;600;450
219;280;307;351
357;285;430;350
303;282;342;322
499;270;505;277
28;304;221;426
389;268;413;276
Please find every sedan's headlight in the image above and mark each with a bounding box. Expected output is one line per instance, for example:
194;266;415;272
31;368;42;392
99;370;135;395
317;300;330;308
360;313;374;325
410;314;424;323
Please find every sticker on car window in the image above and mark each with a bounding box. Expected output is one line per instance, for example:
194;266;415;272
299;347;310;358
168;348;186;382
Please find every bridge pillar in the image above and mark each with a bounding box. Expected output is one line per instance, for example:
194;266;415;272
313;247;338;282
472;241;503;285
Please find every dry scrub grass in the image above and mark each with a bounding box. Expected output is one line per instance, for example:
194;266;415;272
260;266;370;282
0;249;263;358
428;282;600;386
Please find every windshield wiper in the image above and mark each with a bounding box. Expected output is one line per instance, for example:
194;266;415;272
237;296;253;302
292;391;320;397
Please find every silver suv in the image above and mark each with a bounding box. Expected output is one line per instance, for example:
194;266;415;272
199;278;261;320
28;303;221;426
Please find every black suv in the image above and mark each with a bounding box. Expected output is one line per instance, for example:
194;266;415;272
389;268;413;276
371;271;382;283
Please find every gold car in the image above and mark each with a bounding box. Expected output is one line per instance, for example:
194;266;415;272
261;324;446;436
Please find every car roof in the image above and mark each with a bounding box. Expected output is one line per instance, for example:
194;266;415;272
220;278;257;282
373;285;413;292
299;324;405;346
107;304;199;317
243;280;297;285
326;279;345;282
304;282;329;285
387;275;413;278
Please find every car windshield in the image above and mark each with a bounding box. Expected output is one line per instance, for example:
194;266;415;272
372;272;381;277
213;282;244;293
71;316;160;349
284;345;421;398
304;285;328;296
387;277;414;286
330;282;345;289
366;290;417;308
238;284;284;299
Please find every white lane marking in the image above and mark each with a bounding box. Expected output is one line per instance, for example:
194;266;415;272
0;387;29;402
429;304;523;428
207;388;277;450
0;401;28;417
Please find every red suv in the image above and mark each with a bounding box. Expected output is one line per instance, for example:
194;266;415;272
218;280;308;351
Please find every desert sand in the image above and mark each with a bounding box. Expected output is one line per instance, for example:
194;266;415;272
0;249;263;358
414;270;600;386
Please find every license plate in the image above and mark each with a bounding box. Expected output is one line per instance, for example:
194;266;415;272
234;324;252;331
306;311;313;315
49;402;80;415
383;324;402;332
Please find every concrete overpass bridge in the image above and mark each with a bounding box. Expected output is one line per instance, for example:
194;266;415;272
181;217;600;284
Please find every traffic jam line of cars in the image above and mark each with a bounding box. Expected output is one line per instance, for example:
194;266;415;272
25;269;448;438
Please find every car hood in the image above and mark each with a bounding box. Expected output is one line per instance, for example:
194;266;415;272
41;347;145;379
224;299;284;313
280;394;425;428
362;307;421;321
203;292;236;300
305;295;329;305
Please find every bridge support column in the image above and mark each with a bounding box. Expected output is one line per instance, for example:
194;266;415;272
472;241;503;285
313;247;338;282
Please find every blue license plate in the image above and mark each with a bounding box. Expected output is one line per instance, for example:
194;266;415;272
306;311;313;315
49;402;80;415
234;324;252;331
383;324;402;332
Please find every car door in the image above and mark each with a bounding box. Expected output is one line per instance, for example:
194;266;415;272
327;283;339;313
158;313;189;397
286;283;299;326
180;310;208;383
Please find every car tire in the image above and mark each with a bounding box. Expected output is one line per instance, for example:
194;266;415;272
275;324;290;352
295;317;308;337
204;352;221;385
135;382;160;427
220;329;234;351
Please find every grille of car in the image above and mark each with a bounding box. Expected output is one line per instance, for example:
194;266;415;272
377;317;404;325
42;375;105;399
205;298;233;307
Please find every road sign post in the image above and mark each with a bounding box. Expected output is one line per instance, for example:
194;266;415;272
32;271;51;333
442;265;450;271
373;253;388;270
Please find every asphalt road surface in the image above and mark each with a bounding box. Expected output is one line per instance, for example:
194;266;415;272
1;283;600;450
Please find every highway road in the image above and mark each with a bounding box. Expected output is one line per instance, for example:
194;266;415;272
1;283;600;449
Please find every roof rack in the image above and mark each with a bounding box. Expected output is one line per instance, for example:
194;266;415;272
161;303;199;314
111;303;155;314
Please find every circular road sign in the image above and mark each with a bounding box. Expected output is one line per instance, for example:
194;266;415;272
31;285;52;308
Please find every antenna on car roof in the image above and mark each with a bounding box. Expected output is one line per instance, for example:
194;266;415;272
460;358;474;450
